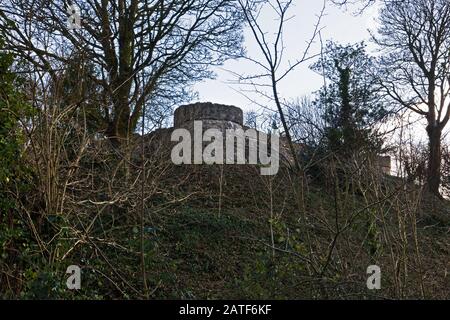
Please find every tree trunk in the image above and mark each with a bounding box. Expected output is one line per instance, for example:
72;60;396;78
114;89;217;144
105;104;132;146
105;113;128;143
426;124;442;196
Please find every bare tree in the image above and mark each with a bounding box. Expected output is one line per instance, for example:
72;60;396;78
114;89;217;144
331;0;375;12
286;96;326;148
236;0;326;172
374;0;450;195
0;0;246;143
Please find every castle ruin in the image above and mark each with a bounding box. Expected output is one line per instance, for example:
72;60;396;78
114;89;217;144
148;102;391;175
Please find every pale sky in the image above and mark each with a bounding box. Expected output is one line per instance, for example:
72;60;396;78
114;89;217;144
193;0;381;113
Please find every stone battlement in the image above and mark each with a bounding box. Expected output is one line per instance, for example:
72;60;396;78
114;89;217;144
167;102;392;175
174;102;243;127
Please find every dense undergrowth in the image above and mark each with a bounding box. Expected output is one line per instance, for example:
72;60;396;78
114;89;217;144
1;140;448;299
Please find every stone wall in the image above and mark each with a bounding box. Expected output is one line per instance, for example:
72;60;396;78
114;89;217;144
377;155;391;175
166;102;392;174
174;102;243;127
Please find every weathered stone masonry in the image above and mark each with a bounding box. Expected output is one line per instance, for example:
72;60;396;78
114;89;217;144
146;102;391;174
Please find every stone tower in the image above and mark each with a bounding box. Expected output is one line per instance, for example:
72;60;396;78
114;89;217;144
174;102;244;131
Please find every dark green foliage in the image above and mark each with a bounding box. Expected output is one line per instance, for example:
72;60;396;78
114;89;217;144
0;36;32;212
0;36;35;298
55;52;106;134
311;41;386;156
